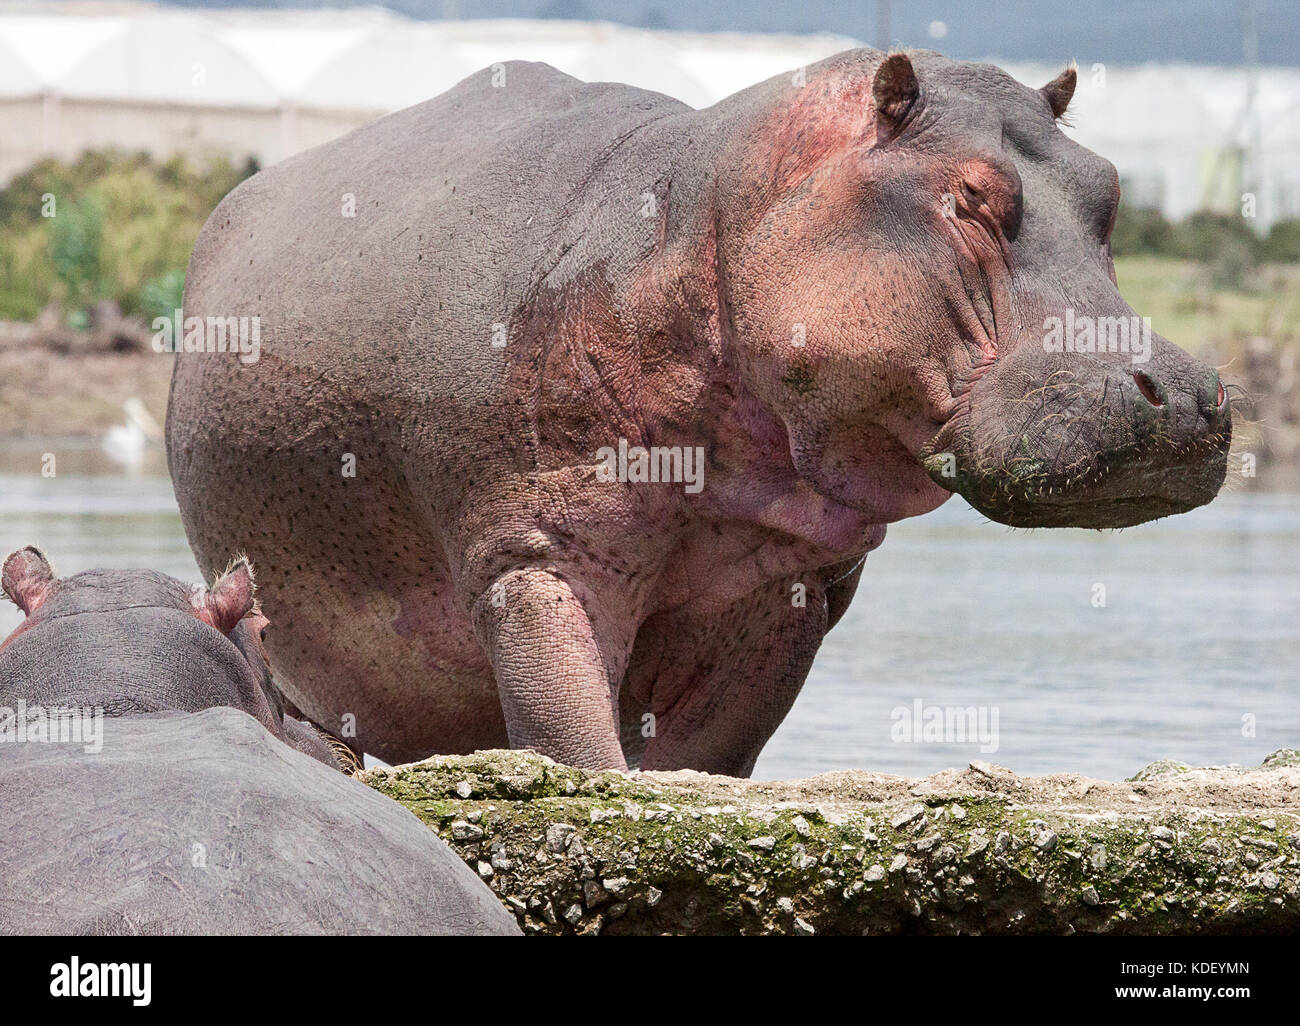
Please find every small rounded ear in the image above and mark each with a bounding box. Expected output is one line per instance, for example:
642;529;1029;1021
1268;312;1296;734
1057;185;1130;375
194;557;256;636
872;53;920;135
1041;64;1077;120
2;546;55;616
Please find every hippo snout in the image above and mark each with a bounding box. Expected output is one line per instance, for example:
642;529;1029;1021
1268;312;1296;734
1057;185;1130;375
1129;362;1230;432
924;333;1232;529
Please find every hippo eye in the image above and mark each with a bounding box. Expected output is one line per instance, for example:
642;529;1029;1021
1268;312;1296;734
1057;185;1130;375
259;626;268;643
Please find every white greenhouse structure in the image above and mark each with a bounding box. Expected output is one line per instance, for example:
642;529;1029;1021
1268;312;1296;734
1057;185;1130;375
2;2;1299;227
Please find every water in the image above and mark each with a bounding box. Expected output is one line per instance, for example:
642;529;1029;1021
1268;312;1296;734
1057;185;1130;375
754;490;1300;781
2;444;1297;783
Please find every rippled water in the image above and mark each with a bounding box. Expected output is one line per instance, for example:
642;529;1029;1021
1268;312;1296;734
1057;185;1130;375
2;444;1296;782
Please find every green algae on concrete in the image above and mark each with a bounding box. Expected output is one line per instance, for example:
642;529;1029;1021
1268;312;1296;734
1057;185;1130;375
360;749;1300;936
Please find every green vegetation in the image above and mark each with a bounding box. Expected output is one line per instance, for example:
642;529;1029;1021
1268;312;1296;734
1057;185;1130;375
1111;203;1300;290
0;150;257;322
1112;204;1300;264
361;748;1300;935
1113;256;1300;357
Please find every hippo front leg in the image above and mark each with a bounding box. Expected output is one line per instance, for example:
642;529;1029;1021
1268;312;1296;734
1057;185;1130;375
472;568;632;770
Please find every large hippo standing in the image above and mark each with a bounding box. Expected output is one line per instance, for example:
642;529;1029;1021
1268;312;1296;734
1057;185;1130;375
0;547;519;935
167;50;1231;776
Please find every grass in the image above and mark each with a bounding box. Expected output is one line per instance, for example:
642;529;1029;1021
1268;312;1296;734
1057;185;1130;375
1114;256;1300;359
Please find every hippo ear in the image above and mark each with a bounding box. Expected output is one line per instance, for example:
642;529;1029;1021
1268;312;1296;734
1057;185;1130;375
195;557;257;636
1041;64;1077;120
1;546;55;616
872;53;920;136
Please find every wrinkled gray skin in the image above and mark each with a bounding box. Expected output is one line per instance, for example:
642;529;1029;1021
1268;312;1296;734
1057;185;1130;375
0;709;519;935
0;548;519;935
168;50;1230;776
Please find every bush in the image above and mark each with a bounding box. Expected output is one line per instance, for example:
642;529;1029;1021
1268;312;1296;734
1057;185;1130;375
1261;219;1300;263
1172;211;1259;263
1109;205;1300;276
0;150;255;321
50;192;105;317
140;268;187;325
1109;204;1176;258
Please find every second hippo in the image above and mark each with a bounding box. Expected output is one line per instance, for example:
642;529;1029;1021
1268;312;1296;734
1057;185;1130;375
0;547;519;936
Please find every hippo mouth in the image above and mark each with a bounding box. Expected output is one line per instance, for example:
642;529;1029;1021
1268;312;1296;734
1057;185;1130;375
919;368;1232;530
923;441;1229;529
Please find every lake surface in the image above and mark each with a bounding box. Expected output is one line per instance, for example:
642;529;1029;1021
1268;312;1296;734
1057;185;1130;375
2;443;1296;782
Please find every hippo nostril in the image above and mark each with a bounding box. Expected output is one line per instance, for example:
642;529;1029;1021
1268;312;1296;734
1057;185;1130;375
1133;371;1164;407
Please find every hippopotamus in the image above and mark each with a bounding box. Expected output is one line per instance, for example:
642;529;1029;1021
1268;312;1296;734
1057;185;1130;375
167;49;1231;776
0;547;519;935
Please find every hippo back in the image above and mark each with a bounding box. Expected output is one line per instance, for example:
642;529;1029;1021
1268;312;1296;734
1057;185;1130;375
0;707;519;935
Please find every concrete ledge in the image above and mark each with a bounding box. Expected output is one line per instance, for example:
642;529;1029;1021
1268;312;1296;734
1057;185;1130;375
359;749;1300;935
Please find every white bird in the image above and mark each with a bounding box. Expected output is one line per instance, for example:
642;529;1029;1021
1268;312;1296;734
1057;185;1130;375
102;398;163;470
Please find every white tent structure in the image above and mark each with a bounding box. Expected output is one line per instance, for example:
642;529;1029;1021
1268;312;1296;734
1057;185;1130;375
1;3;1298;227
1000;59;1300;226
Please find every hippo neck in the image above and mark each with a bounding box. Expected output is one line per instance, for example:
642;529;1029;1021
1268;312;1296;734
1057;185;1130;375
585;122;928;553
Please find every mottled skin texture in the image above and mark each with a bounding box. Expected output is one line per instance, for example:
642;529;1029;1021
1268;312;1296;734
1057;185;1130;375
167;50;1230;776
0;549;518;935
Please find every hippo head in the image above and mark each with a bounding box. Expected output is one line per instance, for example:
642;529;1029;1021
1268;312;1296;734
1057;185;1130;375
714;49;1229;528
0;547;350;770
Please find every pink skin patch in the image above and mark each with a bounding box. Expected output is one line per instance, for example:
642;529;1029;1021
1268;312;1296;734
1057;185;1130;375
193;560;257;635
1;546;55;616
